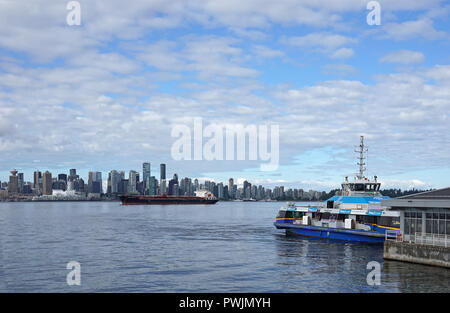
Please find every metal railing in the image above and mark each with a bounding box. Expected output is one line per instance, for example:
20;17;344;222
385;229;402;242
413;232;449;248
386;230;449;247
385;229;403;242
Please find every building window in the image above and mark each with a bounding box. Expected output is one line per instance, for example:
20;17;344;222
422;209;449;236
404;210;423;235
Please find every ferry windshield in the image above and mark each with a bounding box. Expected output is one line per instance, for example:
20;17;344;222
277;211;294;218
350;184;365;191
349;183;381;191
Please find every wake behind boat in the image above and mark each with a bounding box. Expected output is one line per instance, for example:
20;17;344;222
274;136;400;243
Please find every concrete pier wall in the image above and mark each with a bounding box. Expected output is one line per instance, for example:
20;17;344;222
384;241;450;268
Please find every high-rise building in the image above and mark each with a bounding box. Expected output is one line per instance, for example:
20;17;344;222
109;170;121;194
149;176;157;196
43;171;52;195
160;179;167;195
194;179;199;191
17;172;24;193
58;174;67;183
160;163;166;181
8;169;19;194
128;170;138;194
143;162;151;194
88;172;103;194
69;169;77;178
33;171;42;191
228;178;234;198
218;182;224;199
118;179;128;194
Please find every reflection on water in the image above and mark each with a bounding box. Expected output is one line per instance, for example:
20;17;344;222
0;201;448;292
383;260;450;293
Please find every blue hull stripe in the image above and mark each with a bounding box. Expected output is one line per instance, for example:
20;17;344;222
274;222;391;243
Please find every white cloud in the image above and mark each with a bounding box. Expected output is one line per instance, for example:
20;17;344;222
382;18;446;41
330;48;354;59
281;32;356;59
0;0;449;190
380;50;425;64
281;32;356;50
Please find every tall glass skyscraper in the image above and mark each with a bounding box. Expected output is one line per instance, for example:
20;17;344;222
160;163;166;181
143;162;151;194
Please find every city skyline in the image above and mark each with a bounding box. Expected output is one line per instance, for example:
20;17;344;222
0;159;432;202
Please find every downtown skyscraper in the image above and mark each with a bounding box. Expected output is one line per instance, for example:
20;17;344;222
160;163;166;181
143;162;151;194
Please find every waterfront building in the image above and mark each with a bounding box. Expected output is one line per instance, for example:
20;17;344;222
382;188;450;241
42;171;52;195
382;188;450;268
8;170;19;194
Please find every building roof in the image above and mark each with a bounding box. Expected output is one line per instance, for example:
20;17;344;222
397;187;450;200
381;187;450;209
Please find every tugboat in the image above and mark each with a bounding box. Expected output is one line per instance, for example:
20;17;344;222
274;136;400;243
120;190;218;205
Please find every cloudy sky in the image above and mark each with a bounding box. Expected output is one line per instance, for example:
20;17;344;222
0;0;449;191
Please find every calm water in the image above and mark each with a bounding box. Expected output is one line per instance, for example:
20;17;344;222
0;201;448;293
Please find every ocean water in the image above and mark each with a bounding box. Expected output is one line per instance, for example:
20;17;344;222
0;201;448;293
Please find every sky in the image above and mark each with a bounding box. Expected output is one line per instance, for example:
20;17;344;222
0;0;449;191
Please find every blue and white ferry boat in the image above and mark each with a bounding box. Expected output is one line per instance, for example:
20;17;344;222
274;136;400;243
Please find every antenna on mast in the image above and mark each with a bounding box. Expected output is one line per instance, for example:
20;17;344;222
355;135;368;179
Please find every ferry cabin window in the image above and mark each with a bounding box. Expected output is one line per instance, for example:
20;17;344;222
293;211;304;219
379;216;400;228
276;211;286;218
354;184;365;191
356;215;377;224
284;211;294;218
365;184;380;192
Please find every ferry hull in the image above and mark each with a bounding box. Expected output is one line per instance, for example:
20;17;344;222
274;222;388;243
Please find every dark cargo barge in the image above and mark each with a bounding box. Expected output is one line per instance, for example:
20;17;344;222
119;194;219;205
